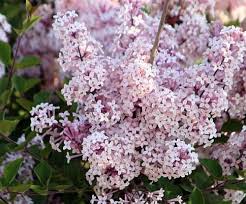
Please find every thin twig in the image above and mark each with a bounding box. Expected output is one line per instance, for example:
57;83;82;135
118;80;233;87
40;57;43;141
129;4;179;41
78;46;84;61
0;133;41;161
7;9;32;87
205;179;245;192
7;34;23;87
0;196;8;204
5;188;93;197
149;0;170;65
0;134;18;145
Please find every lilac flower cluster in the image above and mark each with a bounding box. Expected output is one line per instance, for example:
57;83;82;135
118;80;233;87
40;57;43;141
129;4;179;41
90;188;167;204
209;126;246;176
17;4;61;89
0;13;11;43
0;13;11;78
30;0;246;202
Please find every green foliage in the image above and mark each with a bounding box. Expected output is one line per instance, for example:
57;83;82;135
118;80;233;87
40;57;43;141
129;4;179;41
16;55;40;69
0;120;19;136
189;188;205;204
221;119;243;133
0;4;20;20
200;159;223;179
179;179;194;192
8;183;31;193
16;98;34;111
12;75;40;93
144;176;183;199
225;19;240;27
30;185;48;196
34;160;52;186
0;41;12;65
0;77;8;93
0;89;12;110
0;143;12;157
0;0;25;29
21;15;41;34
2;158;23;186
224;180;246;192
191;167;214;189
33;91;51;105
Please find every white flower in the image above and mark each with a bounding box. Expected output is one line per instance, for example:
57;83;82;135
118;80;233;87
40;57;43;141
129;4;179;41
63;140;72;150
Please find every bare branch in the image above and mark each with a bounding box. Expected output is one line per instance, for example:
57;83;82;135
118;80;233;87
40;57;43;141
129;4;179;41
149;0;170;65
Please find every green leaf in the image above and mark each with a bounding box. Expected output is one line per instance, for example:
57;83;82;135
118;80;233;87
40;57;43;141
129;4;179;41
213;135;230;144
16;98;33;111
33;91;51;105
28;145;42;160
222;119;243;133
191;167;214;189
0;77;8;93
48;184;72;191
0;41;11;65
16;56;40;69
0;90;11;109
0;143;10;156
179;179;194;192
30;185;48;195
34;161;52;186
0;4;19;20
141;5;151;14
8;184;31;193
162;180;183;199
12;76;40;93
26;0;39;13
189;188;205;204
146;177;183;199
236;169;246;178
25;131;37;143
200;159;223;178
3;158;23;185
41;146;52;160
225;20;240;27
63;159;84;186
0;120;19;137
26;0;33;14
56;91;66;103
22;15;40;33
224;180;246;192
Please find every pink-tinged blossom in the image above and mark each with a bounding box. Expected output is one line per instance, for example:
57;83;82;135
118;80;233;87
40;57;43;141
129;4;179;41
0;13;11;42
90;188;184;204
91;188;164;204
227;69;246;119
30;0;246;201
224;189;245;204
141;139;198;181
209;126;246;175
30;103;60;133
82;132;141;192
0;193;33;204
0;13;11;78
17;5;61;89
53;10;103;74
0;62;5;78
